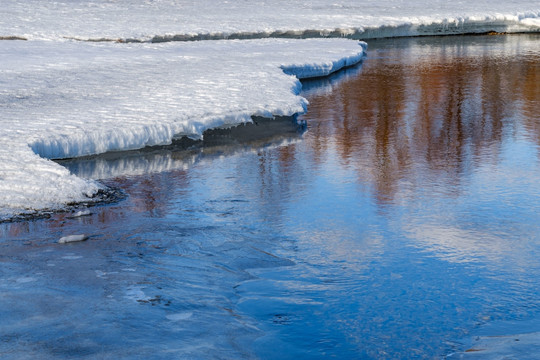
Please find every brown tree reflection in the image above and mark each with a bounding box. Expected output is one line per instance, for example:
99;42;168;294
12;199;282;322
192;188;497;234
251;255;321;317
301;36;540;206
521;54;540;150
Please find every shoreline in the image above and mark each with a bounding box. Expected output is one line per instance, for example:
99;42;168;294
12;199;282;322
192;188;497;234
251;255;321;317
0;38;365;220
0;115;307;224
3;27;538;44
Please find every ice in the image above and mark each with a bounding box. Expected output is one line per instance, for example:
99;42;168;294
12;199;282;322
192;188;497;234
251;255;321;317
0;1;538;41
15;277;37;284
0;39;365;219
61;255;84;260
67;210;92;218
58;234;89;244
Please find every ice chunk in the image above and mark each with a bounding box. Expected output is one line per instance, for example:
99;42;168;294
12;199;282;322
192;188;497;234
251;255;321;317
68;210;92;218
58;235;88;244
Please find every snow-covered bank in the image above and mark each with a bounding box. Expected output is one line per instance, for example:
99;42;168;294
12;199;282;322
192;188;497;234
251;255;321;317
1;0;539;42
0;39;365;220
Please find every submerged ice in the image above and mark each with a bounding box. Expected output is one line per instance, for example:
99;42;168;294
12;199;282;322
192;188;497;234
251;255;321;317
0;39;365;219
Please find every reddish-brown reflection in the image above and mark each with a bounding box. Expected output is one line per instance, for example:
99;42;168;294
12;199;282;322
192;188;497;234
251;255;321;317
301;36;540;206
111;170;191;216
521;56;540;151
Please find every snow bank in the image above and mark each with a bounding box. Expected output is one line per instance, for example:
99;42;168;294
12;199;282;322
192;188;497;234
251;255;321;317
1;0;538;42
0;39;365;220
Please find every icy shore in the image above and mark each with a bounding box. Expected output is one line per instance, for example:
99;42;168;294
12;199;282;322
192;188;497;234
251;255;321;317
1;0;539;42
0;39;365;220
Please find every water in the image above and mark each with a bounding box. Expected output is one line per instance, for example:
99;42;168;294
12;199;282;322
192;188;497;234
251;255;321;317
1;34;539;359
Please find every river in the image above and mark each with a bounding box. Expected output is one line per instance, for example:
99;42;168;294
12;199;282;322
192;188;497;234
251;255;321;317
1;34;539;359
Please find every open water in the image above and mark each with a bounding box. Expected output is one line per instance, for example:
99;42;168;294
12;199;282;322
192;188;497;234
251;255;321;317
1;34;539;359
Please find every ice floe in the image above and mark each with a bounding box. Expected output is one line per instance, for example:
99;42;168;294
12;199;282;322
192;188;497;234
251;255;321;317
58;234;89;244
0;39;365;220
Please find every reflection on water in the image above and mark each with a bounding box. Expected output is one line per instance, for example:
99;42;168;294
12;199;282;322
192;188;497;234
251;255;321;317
302;35;540;206
1;35;540;359
300;35;540;267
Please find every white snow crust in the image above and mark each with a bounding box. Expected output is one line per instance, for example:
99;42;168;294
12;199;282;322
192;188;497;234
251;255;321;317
1;0;539;41
58;234;88;244
0;39;365;219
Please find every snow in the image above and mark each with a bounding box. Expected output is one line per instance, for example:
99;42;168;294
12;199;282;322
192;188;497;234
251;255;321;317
0;0;539;220
0;39;365;219
1;0;538;41
58;234;89;244
67;210;92;218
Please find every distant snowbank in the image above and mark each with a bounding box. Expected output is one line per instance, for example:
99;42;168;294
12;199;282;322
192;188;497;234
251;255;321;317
1;0;538;42
0;39;365;220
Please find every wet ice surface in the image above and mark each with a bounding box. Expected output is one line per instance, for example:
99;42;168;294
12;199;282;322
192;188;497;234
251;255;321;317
1;35;540;358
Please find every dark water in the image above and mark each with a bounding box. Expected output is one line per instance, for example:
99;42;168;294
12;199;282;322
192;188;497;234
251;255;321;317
1;34;539;359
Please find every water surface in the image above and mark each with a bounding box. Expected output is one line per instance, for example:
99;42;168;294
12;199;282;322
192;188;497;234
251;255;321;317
1;34;540;359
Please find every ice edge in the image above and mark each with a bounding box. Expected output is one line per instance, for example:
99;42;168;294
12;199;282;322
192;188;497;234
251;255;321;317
1;42;367;222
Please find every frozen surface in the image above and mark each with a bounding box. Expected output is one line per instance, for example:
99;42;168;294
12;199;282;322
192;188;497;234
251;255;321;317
0;39;365;219
1;0;539;41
